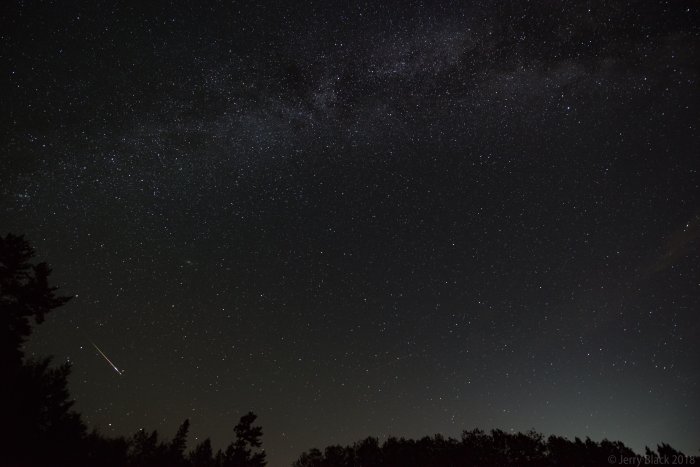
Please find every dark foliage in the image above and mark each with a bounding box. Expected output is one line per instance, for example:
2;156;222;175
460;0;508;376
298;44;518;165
293;430;698;467
2;233;82;466
1;233;71;369
221;412;267;467
124;413;265;467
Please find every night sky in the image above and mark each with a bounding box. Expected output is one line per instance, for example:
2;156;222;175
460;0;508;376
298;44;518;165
2;1;699;465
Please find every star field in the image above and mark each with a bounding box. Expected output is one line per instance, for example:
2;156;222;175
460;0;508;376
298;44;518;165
2;1;699;464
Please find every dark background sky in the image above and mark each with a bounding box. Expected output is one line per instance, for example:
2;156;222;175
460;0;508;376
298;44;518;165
2;1;699;465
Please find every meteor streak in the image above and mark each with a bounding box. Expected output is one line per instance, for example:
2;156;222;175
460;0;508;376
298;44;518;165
90;341;123;375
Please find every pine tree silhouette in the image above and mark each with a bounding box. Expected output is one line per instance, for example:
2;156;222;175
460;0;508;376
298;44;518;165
222;412;267;467
1;233;71;369
1;233;81;466
167;419;191;466
189;438;215;467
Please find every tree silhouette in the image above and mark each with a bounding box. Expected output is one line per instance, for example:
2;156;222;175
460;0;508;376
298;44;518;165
1;233;71;369
222;412;267;467
168;419;191;466
1;233;83;466
189;438;215;467
129;428;168;467
84;430;129;467
293;429;695;467
223;412;267;467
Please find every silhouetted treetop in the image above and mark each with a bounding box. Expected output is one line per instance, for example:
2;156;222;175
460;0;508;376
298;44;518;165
293;429;694;467
222;411;267;467
1;233;71;368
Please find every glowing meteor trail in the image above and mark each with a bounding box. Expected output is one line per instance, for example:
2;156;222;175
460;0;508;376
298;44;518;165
90;341;123;375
